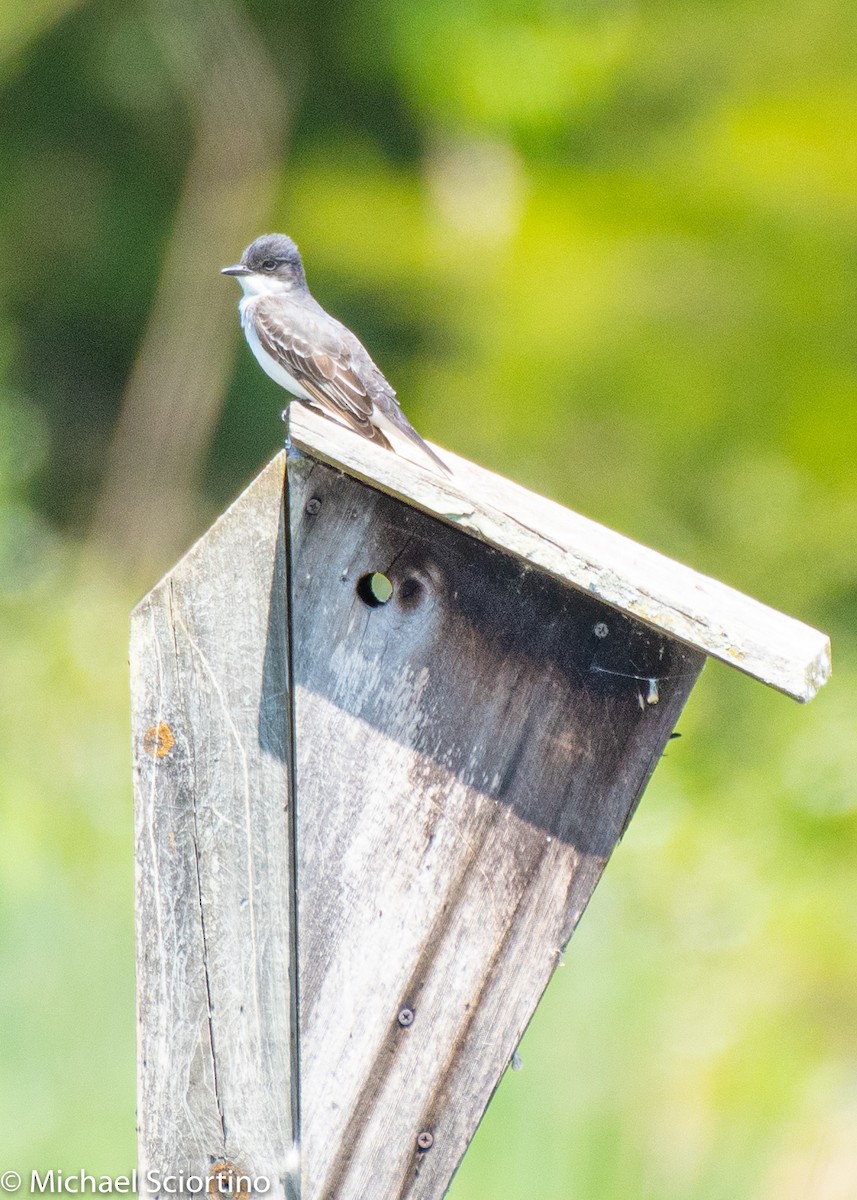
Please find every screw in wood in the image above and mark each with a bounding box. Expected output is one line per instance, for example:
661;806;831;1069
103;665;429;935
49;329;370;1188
397;1006;415;1027
305;497;322;515
416;1130;434;1152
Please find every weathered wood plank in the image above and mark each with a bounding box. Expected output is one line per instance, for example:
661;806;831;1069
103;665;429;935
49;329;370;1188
288;407;830;702
288;455;704;1200
131;455;296;1200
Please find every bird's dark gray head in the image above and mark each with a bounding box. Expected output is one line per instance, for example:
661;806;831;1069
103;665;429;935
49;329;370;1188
221;233;308;292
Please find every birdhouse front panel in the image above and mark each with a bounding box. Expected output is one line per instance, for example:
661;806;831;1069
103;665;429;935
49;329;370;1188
287;454;704;1200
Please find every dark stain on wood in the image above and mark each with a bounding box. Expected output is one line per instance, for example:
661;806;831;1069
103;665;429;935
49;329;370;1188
289;459;700;860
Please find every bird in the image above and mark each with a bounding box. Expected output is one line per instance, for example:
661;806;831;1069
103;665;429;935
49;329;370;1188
221;234;451;476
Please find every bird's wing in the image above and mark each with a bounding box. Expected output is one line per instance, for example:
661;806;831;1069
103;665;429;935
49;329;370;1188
253;298;393;448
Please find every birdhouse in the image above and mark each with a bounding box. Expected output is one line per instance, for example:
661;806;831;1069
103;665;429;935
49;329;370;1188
131;407;830;1200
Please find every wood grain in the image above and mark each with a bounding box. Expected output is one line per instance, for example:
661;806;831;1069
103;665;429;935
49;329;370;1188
288;455;704;1200
131;455;296;1200
288;406;830;702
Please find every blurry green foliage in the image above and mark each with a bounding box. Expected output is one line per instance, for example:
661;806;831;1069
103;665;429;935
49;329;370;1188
1;0;855;1194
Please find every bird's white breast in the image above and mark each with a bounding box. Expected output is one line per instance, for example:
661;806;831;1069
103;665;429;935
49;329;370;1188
238;295;313;402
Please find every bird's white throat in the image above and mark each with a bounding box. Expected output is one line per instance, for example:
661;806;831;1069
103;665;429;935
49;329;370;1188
235;273;294;298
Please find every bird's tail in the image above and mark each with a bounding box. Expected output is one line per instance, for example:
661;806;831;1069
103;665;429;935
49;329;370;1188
380;411;453;477
404;428;453;477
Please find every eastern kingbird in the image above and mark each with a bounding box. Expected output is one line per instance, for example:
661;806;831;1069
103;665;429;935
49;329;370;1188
221;234;450;475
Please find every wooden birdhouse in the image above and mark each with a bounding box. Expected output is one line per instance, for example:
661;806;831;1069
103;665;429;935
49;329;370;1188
131;407;830;1200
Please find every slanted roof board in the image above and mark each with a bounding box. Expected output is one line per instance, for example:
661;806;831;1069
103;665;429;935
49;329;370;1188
288;407;830;702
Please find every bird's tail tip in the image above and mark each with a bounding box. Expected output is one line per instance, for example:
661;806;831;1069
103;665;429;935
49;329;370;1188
421;443;454;478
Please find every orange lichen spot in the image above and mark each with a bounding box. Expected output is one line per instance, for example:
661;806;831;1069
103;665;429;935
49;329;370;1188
142;722;175;758
208;1161;250;1200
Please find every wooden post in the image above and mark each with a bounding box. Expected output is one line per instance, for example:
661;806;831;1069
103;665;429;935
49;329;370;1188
131;410;830;1200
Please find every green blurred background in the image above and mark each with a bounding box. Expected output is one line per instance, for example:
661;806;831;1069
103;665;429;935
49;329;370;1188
1;0;855;1194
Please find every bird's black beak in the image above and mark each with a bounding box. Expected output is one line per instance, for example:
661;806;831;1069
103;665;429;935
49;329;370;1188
220;264;251;276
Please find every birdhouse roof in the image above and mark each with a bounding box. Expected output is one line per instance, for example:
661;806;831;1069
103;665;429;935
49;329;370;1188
289;407;830;702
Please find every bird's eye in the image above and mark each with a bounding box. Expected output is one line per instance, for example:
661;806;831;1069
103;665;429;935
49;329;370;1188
262;258;278;271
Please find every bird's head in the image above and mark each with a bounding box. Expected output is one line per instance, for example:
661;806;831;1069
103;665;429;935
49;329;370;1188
221;234;308;296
